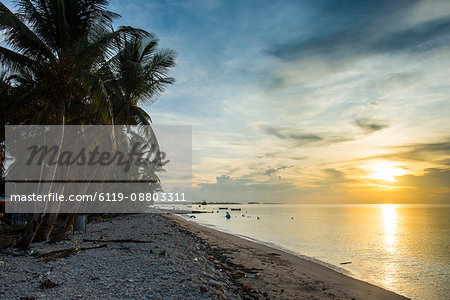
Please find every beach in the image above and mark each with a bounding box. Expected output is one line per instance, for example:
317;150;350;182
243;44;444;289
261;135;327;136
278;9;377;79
0;213;408;299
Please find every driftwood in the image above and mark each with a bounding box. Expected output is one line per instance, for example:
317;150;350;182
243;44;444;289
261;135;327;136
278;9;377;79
83;238;153;244
37;244;107;263
243;267;263;274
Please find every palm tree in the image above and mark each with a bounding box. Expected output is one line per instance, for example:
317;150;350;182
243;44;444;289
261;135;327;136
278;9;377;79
100;33;176;125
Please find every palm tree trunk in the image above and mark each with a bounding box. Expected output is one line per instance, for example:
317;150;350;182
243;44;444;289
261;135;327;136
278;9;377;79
17;100;65;249
34;212;56;242
48;213;76;243
36;101;66;241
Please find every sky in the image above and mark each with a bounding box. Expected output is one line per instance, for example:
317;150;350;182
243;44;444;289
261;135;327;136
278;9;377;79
5;0;450;203
107;0;450;204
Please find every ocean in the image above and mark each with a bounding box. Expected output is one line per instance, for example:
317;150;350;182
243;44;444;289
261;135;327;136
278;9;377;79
184;204;450;299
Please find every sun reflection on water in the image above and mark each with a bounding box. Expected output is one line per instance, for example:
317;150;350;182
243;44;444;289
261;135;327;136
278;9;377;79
381;204;399;288
382;204;398;252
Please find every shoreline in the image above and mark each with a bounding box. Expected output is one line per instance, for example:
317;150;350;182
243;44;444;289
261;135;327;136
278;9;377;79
185;218;353;277
227;230;353;277
167;213;410;299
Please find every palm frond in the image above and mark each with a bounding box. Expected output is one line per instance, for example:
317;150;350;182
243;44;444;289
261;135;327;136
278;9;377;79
0;2;55;61
0;45;36;72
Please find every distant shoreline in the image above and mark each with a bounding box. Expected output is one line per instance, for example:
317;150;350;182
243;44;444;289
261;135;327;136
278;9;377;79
192;202;284;205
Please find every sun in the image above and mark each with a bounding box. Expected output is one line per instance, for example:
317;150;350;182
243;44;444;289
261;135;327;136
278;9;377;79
370;162;406;182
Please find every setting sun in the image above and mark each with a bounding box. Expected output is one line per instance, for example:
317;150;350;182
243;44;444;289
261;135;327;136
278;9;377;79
370;162;406;182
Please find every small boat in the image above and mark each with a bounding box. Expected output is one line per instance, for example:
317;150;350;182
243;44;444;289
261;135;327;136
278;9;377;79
218;207;228;210
230;208;241;211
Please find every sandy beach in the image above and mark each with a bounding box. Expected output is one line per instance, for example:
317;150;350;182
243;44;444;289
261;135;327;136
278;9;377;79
0;213;409;299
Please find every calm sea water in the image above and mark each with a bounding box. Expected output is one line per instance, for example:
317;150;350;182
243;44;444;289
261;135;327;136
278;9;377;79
184;204;450;300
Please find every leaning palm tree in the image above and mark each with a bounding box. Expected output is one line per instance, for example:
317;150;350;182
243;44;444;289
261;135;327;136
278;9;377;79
0;0;149;249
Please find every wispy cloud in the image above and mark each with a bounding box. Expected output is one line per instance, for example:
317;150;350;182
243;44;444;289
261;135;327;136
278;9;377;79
262;165;290;176
354;118;389;133
362;139;450;162
261;125;353;147
269;1;450;63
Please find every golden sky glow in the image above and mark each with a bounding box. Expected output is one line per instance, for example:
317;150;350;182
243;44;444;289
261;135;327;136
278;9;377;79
369;162;407;182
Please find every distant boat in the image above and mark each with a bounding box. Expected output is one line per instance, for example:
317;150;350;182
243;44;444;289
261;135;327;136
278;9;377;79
230;208;241;211
218;207;228;210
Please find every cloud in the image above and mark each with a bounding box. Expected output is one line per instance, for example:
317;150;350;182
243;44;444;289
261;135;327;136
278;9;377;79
194;175;302;203
365;71;423;91
268;0;450;64
263;165;289;176
373;17;450;53
354;118;389;133
364;139;450;162
261;125;353;147
324;168;345;179
216;175;231;183
262;126;322;144
397;168;450;187
437;158;450;166
405;141;450;154
317;168;356;191
394;168;450;202
193;169;354;203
